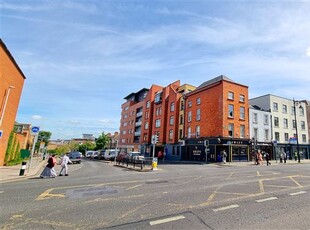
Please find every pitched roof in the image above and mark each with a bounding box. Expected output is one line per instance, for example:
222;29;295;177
196;75;234;90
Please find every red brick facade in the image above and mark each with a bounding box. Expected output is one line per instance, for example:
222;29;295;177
0;39;26;165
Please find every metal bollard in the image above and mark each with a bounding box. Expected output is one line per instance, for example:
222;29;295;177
19;161;27;176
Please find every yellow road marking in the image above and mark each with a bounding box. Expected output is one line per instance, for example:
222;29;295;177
257;171;261;177
259;179;265;193
126;184;142;191
289;176;303;187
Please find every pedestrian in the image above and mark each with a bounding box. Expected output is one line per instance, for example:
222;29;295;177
40;154;57;178
264;151;271;166
255;151;259;165
280;152;283;163
284;151;288;163
294;151;298;161
221;150;227;164
59;153;72;176
257;150;263;165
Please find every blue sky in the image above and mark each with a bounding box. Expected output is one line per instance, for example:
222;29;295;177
1;0;310;140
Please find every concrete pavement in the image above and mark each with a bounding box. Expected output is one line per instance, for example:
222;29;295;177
1;157;310;182
0;156;48;182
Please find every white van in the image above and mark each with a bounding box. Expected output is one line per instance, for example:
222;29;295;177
104;149;119;161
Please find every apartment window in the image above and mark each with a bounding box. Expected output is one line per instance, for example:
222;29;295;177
155;119;161;128
188;101;192;108
228;104;234;118
170;116;174;125
196;109;201;121
122;130;126;135
170;102;175;112
124;106;129;111
275;132;280;141
196;126;200;137
123;122;128;127
228;91;234;100
180;115;184;125
179;129;183;139
283;118;288;129
169;130;173;140
273;102;278;111
180;101;184;111
146;100;150;108
301;121;305;130
188;111;192;122
240;125;245;138
240;107;245;120
274;117;279;127
265;129;269;141
282;104;287;113
144;122;148;130
299;106;305;116
264;115;269;125
254;128;258;140
121;139;125;143
292;120;296;129
187;127;192;138
284;133;289;142
228;123;234;137
197;97;201;105
239;94;245;102
154;92;162;103
253;113;258;123
302;134;307;143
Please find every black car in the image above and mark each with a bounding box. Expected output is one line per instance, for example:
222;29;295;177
68;151;82;164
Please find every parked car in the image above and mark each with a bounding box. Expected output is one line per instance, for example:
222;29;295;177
116;152;144;163
68;151;82;164
98;150;106;160
86;150;95;158
90;151;98;159
104;149;119;161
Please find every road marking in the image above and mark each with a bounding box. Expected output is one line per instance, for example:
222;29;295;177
257;171;261;177
289;191;306;196
256;197;278;203
259;179;265;193
0;191;4;193
150;215;185;226
213;204;239;212
289;176;303;188
125;184;142;191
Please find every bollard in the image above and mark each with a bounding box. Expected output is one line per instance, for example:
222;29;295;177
19;161;27;176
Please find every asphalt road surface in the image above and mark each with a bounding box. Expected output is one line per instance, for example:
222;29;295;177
1;159;310;229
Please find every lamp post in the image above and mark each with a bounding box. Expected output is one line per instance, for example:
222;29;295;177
293;98;303;163
0;86;15;127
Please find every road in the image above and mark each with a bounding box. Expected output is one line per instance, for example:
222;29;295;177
1;159;310;229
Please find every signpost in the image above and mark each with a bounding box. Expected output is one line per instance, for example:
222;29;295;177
28;126;40;172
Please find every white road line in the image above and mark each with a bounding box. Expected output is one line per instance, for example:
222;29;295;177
0;191;4;193
213;204;239;212
256;197;278;203
149;215;186;226
289;191;306;196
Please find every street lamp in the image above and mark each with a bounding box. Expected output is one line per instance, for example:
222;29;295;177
293;98;303;163
0;86;15;127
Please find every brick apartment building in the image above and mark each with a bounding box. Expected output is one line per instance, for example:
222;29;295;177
0;39;26;166
119;75;250;162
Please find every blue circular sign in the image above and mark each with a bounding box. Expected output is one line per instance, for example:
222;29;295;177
31;126;40;133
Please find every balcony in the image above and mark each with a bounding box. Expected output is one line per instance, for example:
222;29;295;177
136;111;143;117
134;131;141;136
135;121;142;127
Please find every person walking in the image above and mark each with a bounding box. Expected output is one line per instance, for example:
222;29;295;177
40;154;57;178
264;151;271;166
59;153;72;176
221;150;227;164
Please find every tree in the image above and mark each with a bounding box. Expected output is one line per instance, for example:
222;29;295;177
95;132;109;150
79;141;96;154
35;131;52;152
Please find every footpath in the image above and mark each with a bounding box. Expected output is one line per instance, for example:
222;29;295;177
1;158;310;183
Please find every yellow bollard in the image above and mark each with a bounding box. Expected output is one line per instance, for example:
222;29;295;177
152;157;158;171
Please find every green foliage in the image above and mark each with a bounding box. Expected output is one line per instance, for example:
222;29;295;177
5;131;22;165
6;157;24;166
35;131;52;151
55;145;71;155
5;131;14;163
95;132;109;150
79;141;96;154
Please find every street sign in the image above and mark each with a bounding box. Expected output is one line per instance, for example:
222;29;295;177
31;126;40;135
0;130;3;139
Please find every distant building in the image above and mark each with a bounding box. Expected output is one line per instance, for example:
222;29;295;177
82;134;95;140
250;94;309;159
119;75;250;162
0;39;26;166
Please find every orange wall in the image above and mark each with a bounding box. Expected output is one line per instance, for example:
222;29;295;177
0;41;25;165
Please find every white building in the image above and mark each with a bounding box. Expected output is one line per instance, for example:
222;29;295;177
249;105;272;143
250;94;309;159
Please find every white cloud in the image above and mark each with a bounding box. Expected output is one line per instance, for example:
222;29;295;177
32;115;42;120
306;47;310;57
